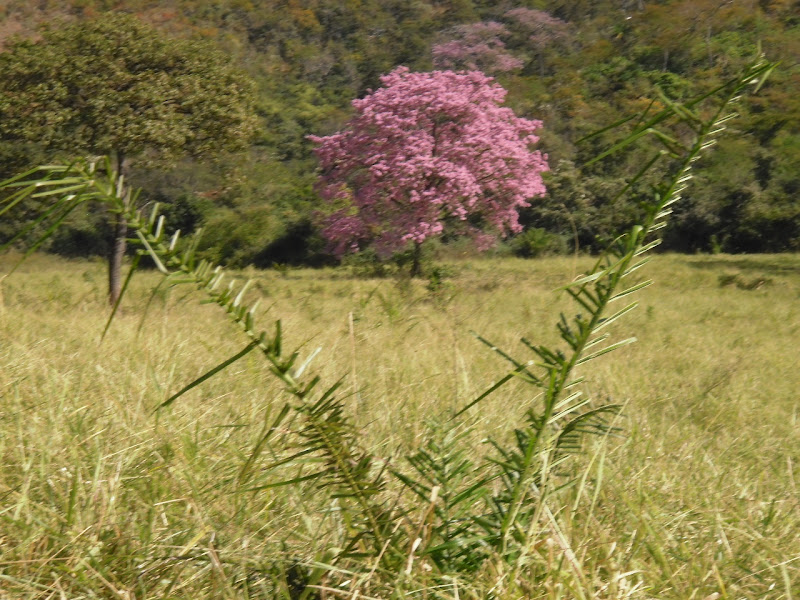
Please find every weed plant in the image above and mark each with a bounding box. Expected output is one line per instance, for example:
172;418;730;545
1;57;796;599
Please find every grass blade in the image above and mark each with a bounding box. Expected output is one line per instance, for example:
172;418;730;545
157;341;260;410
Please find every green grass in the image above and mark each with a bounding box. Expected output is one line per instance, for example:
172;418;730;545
1;252;798;599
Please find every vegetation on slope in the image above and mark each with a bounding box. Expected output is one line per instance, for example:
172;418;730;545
1;0;799;262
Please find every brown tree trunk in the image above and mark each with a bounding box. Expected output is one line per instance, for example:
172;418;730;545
108;212;127;306
107;152;128;307
410;241;423;278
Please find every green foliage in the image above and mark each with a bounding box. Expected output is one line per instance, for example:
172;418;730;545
510;227;569;258
521;159;649;254
0;13;257;164
190;155;331;268
393;425;491;574
198;206;290;267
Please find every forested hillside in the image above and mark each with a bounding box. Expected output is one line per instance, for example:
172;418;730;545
1;0;798;264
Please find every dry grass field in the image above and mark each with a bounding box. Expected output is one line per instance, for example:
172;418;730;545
0;252;798;599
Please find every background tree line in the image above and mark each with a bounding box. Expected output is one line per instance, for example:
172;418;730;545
1;0;798;266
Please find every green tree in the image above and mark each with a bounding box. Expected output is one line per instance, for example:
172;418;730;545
0;12;257;305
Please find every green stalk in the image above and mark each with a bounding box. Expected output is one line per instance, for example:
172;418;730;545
490;56;774;559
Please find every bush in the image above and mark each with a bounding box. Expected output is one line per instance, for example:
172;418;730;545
510;227;569;257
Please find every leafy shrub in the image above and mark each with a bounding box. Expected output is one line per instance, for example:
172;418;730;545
510;226;569;258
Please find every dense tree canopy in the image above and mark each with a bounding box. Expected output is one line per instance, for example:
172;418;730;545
0;13;257;165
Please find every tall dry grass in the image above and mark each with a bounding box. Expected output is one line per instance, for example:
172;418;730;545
1;252;798;598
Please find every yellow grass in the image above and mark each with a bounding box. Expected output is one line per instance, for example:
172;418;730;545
0;252;798;598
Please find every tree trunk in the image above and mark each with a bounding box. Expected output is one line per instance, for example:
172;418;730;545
410;241;423;278
107;152;128;307
108;212;127;306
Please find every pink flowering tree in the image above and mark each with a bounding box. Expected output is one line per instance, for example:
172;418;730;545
309;67;548;275
505;8;572;76
432;22;523;74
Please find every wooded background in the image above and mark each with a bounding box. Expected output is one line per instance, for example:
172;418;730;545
1;0;798;265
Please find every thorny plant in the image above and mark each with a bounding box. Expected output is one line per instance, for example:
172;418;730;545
0;56;774;598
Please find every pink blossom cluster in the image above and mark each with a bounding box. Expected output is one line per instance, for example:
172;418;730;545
309;67;549;257
432;22;523;74
504;8;570;51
